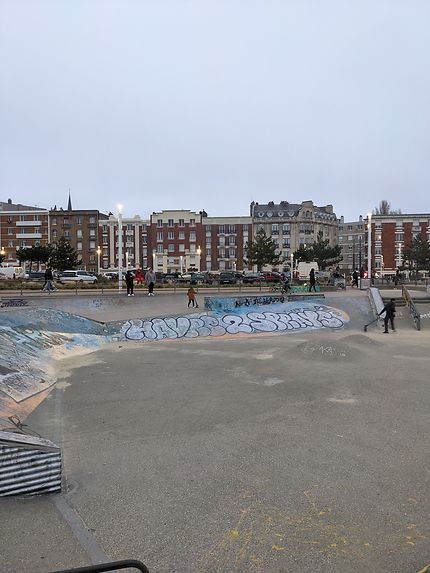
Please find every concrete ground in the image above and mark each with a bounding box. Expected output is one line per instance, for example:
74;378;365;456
1;290;430;573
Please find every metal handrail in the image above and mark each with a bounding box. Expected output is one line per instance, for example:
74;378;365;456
50;559;150;573
402;285;421;331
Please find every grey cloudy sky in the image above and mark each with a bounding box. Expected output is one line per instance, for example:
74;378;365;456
1;0;429;220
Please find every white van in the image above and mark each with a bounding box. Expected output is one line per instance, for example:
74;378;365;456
0;266;25;280
296;262;319;282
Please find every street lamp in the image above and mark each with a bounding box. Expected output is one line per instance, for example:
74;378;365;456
96;246;101;275
196;245;201;271
0;246;5;258
367;212;372;283
180;255;183;274
152;250;156;270
117;204;123;292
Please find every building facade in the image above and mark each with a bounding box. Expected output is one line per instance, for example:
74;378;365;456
338;216;366;273
101;214;147;272
369;213;430;275
250;200;338;268
202;216;252;272
0;199;49;265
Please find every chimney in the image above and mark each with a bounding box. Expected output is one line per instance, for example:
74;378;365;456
8;198;12;204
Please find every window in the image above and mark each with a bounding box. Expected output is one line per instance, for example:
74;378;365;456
52;229;58;238
206;225;211;232
299;224;305;233
228;225;236;234
179;219;184;227
190;231;196;241
20;215;26;221
190;244;196;253
77;229;82;238
179;244;185;252
102;236;108;245
157;244;163;253
168;244;174;252
168;231;174;240
63;217;69;225
76;217;82;225
157;219;163;227
218;225;225;234
206;240;211;247
7;240;13;247
7;228;12;235
271;224;279;234
19;240;26;247
90;240;96;249
229;236;236;245
89;229;96;237
348;235;353;241
219;248;225;258
89;216;96;224
77;242;82;250
395;233;403;242
206;248;211;257
157;232;163;241
179;231;185;240
190;219;195;226
64;230;70;238
229;248;235;257
51;218;57;225
218;236;225;246
102;224;107;232
168;219;174;227
348;225;353;231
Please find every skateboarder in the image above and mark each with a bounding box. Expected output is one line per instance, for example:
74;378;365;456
378;298;396;333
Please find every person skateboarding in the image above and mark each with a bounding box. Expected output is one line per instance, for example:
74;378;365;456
378;298;396;333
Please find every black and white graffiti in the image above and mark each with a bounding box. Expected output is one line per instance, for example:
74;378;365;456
121;306;348;341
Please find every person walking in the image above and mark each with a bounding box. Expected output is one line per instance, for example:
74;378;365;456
283;274;291;294
145;268;156;296
125;270;134;296
378;298;396;333
352;269;359;288
187;286;199;308
42;267;56;292
135;268;144;285
309;268;317;292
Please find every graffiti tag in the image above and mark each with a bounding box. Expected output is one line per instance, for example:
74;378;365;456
0;298;29;308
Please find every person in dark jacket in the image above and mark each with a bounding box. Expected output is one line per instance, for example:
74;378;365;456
125;270;134;296
309;268;317;292
42;267;55;292
378;298;396;333
352;269;359;288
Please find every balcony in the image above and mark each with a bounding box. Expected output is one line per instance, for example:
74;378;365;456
16;232;42;239
16;220;42;227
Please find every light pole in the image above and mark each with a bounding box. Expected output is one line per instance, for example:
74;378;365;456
152;250;156;271
397;243;402;269
367;212;372;283
117;204;123;293
180;255;183;274
96;246;101;275
358;235;362;288
290;252;294;281
196;246;201;271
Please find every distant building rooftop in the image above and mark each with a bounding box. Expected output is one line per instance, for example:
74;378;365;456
0;199;47;212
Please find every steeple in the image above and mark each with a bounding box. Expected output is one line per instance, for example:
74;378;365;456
67;189;72;211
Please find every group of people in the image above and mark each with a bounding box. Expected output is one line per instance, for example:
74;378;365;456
124;268;156;297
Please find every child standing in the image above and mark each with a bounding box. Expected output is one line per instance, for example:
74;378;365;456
187;287;199;308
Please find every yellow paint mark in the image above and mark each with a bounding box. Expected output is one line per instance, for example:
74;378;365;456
417;566;429;573
363;543;372;548
229;529;239;539
406;541;416;546
318;511;326;516
407;524;417;529
408;497;418;504
272;544;287;551
339;536;348;545
406;536;414;541
330;543;337;548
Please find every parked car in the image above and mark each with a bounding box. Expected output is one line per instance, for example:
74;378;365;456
59;270;98;284
191;272;213;284
218;272;237;285
23;271;46;282
242;272;262;284
102;271;119;280
261;272;282;282
0;266;25;280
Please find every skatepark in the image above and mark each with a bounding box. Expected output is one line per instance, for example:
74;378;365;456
1;286;429;572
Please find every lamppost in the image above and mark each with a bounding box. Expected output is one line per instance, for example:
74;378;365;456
397;243;402;269
196;246;201;271
358;235;362;288
152;250;156;271
290;252;294;282
0;246;5;259
117;204;123;293
180;255;183;274
367;213;372;283
96;246;101;275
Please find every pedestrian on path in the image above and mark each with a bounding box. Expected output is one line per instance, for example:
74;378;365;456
378;298;396;333
187;286;199;308
42;267;56;292
135;268;144;285
125;270;134;296
145;268;156;296
352;269;359;288
309;268;317;292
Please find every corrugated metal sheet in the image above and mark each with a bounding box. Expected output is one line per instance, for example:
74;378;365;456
0;431;62;497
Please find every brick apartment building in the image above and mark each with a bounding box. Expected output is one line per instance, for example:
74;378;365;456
338;215;366;273
369;213;430;275
0;199;49;265
202;216;252;272
101;214;147;272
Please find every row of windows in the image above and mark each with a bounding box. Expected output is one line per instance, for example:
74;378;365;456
51;216;97;225
157;218;196;227
157;231;196;241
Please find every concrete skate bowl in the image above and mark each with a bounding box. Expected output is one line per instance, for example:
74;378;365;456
0;308;109;403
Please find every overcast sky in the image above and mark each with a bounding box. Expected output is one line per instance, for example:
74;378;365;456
1;0;429;220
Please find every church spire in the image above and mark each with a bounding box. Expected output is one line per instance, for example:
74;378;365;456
67;188;72;211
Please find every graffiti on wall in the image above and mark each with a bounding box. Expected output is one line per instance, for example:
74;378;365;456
121;305;348;342
0;298;29;309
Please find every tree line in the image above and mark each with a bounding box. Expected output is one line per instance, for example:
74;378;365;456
0;238;81;272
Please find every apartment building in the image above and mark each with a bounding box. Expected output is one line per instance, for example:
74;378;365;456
0;199;49;264
369;213;430;274
49;207;109;272
250;200;338;267
338;215;366;273
202;216;252;272
101;214;148;271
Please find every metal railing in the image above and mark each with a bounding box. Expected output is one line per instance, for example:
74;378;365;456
402;285;421;331
51;559;150;573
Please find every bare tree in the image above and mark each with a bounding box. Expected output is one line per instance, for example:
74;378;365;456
373;200;402;215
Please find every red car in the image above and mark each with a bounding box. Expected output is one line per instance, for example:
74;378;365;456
261;272;282;282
